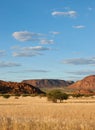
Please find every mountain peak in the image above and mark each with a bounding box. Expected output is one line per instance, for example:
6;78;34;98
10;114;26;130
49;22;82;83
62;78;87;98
69;75;95;94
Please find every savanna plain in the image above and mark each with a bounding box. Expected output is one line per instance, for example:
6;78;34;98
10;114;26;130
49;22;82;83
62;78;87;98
0;96;95;130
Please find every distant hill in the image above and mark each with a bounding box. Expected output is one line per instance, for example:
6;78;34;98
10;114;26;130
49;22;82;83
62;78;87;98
22;79;74;88
1;75;95;95
0;80;44;94
68;75;95;94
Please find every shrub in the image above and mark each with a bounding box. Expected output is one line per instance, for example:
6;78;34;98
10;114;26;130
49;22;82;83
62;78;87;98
39;93;46;98
47;89;69;103
22;94;30;97
14;93;21;97
31;93;38;97
2;94;11;99
72;93;84;98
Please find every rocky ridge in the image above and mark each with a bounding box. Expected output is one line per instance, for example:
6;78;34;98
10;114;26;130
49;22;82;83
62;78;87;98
0;80;44;94
68;75;95;94
22;79;74;88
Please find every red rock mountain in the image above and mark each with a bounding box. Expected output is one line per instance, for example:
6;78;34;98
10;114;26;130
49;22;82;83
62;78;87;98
69;75;95;93
22;79;74;88
0;80;44;94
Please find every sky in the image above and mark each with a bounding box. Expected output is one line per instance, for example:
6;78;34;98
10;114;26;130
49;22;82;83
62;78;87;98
0;0;95;82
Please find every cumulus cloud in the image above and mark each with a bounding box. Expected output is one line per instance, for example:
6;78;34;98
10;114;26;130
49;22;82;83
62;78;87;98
51;10;77;17
72;25;85;29
62;57;95;65
12;31;42;42
40;39;54;44
0;61;21;67
0;50;6;56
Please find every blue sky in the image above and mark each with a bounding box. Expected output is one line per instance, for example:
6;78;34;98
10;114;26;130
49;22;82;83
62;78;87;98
0;0;95;81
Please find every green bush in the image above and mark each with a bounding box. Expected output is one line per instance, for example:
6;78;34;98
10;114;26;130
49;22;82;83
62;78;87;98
22;94;30;97
72;93;84;98
14;93;21;97
47;89;69;103
2;94;11;99
39;93;46;98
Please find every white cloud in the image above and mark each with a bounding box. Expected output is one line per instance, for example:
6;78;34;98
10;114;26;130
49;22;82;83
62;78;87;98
12;31;42;42
62;57;95;65
22;46;51;51
11;46;20;50
72;25;85;29
40;39;54;44
0;61;21;67
51;10;77;17
66;70;95;76
12;46;51;57
24;69;49;73
13;51;43;57
12;31;55;45
50;31;60;35
7;69;49;73
0;50;6;56
65;76;82;81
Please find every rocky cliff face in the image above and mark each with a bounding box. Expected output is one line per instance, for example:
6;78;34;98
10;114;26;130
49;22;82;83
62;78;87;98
0;80;44;94
68;75;95;94
22;79;74;88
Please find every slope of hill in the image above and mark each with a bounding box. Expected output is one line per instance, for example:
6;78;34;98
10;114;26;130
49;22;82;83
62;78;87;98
22;79;74;88
0;80;44;94
68;75;95;94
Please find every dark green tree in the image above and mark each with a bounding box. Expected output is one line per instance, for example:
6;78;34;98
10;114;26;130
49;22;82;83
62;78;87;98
2;94;10;99
47;89;69;103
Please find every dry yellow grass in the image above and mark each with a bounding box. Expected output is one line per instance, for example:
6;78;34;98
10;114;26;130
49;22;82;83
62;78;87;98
0;96;95;130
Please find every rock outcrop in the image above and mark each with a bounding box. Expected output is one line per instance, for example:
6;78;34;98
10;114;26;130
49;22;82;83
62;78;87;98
68;75;95;94
22;79;74;88
0;80;44;94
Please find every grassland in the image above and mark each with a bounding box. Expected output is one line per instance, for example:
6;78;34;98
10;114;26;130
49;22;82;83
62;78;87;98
0;96;95;130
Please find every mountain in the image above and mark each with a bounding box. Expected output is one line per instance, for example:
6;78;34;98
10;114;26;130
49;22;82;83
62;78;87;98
68;75;95;94
0;80;44;94
22;79;74;88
